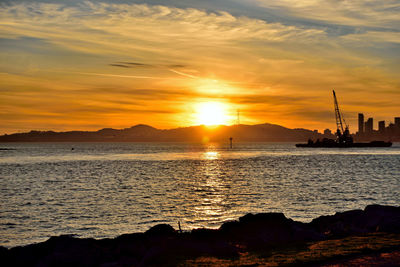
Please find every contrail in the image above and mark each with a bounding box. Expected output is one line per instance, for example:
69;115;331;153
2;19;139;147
73;71;157;79
44;69;196;80
168;68;198;79
40;69;172;80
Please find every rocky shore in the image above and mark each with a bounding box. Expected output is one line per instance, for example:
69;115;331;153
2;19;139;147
2;204;400;266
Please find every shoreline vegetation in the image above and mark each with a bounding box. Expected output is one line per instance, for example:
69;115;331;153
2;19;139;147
2;205;400;266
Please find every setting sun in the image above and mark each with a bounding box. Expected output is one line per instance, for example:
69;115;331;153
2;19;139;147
194;102;231;126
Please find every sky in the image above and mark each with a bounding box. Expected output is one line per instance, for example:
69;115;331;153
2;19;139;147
1;0;399;134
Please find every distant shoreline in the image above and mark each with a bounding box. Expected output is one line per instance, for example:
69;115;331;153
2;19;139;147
2;124;398;143
3;204;400;266
0;123;348;143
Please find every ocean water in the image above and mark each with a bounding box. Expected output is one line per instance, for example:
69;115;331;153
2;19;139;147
1;142;399;248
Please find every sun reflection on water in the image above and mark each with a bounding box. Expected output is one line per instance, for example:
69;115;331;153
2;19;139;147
202;151;219;160
192;149;235;228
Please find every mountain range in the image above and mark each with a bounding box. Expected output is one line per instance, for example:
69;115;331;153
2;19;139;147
0;123;332;142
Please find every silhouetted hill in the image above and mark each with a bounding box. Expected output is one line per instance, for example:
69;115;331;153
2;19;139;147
0;123;330;142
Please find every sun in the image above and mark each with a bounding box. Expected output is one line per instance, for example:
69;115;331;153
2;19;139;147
194;102;231;126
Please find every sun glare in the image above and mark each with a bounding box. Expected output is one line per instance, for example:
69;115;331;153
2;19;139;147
195;102;231;126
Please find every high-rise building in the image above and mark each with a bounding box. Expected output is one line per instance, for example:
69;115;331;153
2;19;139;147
387;123;396;135
378;121;385;134
365;118;373;135
395;117;400;129
324;129;332;135
358;113;364;134
395;117;400;134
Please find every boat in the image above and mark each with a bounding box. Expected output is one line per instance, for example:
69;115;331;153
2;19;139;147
296;139;392;148
296;90;392;148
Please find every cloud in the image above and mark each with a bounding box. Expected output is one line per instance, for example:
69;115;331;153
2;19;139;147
256;0;400;29
341;31;400;45
167;64;186;68
108;62;191;77
109;64;132;68
167;68;198;79
116;62;153;67
0;1;326;48
107;61;198;80
52;70;159;79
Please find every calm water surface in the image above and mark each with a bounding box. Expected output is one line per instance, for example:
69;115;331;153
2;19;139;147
1;142;399;247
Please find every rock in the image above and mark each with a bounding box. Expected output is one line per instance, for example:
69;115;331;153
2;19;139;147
3;205;399;266
145;224;176;237
310;205;400;237
311;209;365;237
5;235;100;266
364;205;400;233
190;228;219;241
219;212;322;248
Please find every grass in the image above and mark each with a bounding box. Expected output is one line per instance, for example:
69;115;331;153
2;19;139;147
181;232;400;266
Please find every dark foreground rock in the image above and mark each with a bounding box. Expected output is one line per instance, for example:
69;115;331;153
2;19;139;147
311;204;400;237
2;205;400;266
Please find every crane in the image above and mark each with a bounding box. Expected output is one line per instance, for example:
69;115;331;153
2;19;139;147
332;90;352;144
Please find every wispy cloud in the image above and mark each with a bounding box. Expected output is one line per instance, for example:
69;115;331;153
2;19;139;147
118;62;151;67
108;62;196;78
167;69;198;79
0;2;327;47
48;70;161;79
109;64;132;68
256;0;400;29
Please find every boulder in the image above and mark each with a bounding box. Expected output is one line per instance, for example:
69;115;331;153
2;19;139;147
219;212;322;247
310;205;400;237
144;224;176;237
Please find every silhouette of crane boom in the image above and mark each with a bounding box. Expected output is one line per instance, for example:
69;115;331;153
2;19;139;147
333;90;345;133
332;90;352;144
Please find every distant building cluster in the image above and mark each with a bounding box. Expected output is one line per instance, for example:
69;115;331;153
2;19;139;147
318;114;400;142
355;113;400;141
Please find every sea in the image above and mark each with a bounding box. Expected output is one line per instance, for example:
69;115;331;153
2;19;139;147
1;142;399;248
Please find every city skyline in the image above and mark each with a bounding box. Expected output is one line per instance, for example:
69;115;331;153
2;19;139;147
357;113;400;132
355;113;400;140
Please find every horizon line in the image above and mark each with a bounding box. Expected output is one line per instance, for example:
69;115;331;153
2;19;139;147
1;122;317;136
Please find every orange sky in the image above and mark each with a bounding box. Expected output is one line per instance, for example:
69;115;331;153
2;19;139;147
1;1;399;134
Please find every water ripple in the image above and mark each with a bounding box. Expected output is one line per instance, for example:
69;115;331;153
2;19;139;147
0;142;399;247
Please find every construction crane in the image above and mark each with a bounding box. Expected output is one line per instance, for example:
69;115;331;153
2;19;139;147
332;90;353;144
